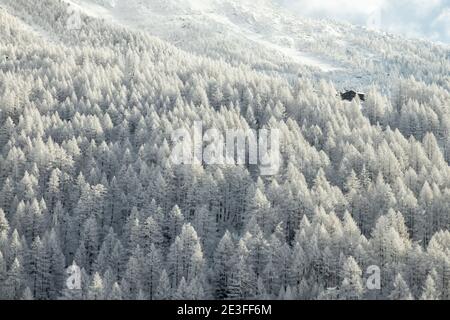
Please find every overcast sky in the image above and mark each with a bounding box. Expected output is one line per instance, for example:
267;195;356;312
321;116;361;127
277;0;450;44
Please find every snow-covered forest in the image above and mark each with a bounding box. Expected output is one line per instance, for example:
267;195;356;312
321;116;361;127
0;0;449;300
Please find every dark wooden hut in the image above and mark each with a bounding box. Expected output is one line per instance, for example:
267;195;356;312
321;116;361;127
341;90;365;102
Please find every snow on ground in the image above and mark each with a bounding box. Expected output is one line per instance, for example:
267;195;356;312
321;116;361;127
242;32;341;72
63;0;114;19
199;10;342;72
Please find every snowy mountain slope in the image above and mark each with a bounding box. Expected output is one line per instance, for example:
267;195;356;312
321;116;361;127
62;0;450;93
63;0;345;72
1;0;450;302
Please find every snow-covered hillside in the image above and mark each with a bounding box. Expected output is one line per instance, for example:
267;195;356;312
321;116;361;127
63;0;449;93
63;0;353;73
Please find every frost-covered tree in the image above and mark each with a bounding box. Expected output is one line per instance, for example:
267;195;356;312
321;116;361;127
339;256;364;300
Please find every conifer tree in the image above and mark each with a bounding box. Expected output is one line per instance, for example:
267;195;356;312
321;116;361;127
339;256;364;300
389;273;413;300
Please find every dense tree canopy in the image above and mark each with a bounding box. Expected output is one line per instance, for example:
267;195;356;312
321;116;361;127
0;0;449;300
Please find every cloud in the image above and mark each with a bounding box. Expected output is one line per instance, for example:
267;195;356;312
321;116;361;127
432;8;450;40
277;0;450;43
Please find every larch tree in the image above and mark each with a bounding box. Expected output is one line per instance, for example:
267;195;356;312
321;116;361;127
339;256;365;300
389;273;413;300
